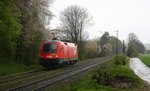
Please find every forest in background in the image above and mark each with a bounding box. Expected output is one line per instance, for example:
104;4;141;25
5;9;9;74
0;0;53;65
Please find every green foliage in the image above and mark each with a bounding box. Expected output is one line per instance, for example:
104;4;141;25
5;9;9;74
127;33;145;57
98;32;111;57
78;47;87;61
85;48;98;59
99;32;124;56
79;47;98;61
92;65;112;86
136;42;146;54
139;54;150;68
12;0;53;65
108;36;123;55
127;43;139;57
100;32;109;46
92;65;143;88
114;56;127;65
0;0;53;66
98;48;111;57
68;57;144;91
0;0;21;63
69;78;117;91
15;30;43;65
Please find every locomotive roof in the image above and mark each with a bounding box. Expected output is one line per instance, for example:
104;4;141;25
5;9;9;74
44;40;71;43
42;40;77;46
43;40;70;44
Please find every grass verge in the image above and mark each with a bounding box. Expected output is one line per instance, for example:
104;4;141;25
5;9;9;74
139;54;150;68
0;57;107;77
0;63;44;77
0;57;108;91
67;56;144;91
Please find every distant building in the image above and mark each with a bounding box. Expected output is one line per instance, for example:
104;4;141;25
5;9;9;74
103;43;112;52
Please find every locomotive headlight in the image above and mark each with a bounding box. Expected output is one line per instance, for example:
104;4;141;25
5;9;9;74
56;55;59;58
47;55;52;58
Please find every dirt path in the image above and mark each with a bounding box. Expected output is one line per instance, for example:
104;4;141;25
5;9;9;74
129;58;150;84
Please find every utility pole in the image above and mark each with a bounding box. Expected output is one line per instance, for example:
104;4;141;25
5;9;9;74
115;30;118;56
122;40;126;54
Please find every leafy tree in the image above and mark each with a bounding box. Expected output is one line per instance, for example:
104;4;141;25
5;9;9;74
108;36;123;55
127;33;145;57
127;42;139;57
0;0;21;63
99;32;109;46
99;32;123;56
13;0;53;65
98;32;110;56
136;41;145;54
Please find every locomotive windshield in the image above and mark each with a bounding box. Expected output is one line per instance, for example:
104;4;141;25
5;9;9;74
43;43;57;53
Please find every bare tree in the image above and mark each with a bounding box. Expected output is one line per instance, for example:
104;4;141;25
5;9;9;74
128;33;138;42
60;5;93;46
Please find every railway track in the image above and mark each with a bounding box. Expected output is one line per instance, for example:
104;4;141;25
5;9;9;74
0;70;45;85
7;58;112;91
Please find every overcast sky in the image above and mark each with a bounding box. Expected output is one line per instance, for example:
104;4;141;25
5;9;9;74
49;0;150;43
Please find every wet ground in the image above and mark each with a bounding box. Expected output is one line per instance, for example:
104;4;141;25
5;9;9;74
129;58;150;91
129;58;150;84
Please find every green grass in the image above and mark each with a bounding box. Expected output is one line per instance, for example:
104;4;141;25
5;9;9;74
67;56;144;91
0;63;44;77
139;54;150;68
0;57;105;77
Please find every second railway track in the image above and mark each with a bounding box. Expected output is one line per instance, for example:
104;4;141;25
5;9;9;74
8;58;112;91
0;70;45;85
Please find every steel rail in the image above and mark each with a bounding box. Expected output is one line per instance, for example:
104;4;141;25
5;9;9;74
8;58;112;91
0;70;44;85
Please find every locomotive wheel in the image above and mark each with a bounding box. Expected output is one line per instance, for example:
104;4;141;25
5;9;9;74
56;63;61;68
69;61;74;65
46;66;53;70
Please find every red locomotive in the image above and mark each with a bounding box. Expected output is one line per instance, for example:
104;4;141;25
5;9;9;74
40;39;78;68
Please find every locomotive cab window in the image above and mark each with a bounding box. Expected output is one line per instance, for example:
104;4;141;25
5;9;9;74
43;43;57;53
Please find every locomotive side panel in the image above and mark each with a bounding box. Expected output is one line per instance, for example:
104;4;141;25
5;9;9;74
58;42;78;61
62;44;68;60
68;43;78;61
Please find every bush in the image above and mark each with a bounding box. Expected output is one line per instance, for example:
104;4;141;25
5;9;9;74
98;48;111;57
127;46;139;57
79;47;98;61
92;64;144;89
92;65;111;86
68;56;144;91
114;56;127;65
